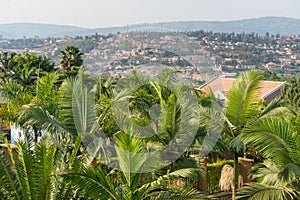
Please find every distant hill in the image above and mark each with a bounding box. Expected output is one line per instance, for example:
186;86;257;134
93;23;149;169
0;23;87;39
1;17;300;39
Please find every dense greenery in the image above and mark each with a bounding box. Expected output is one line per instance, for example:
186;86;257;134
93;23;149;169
0;48;299;200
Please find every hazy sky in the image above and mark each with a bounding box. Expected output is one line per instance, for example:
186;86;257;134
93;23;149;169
1;0;300;28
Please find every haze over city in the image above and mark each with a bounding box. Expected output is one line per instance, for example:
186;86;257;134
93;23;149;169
1;0;300;28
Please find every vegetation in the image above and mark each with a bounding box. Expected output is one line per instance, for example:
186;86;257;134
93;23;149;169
207;160;234;193
0;47;299;200
0;134;80;199
238;115;300;199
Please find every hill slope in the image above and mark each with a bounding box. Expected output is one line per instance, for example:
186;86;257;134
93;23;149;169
0;23;88;39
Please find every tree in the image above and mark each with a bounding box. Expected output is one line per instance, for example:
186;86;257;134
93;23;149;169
0;51;58;144
16;69;210;199
18;72;61;143
212;71;287;199
17;70;104;143
17;75;79;141
0;51;55;86
0;134;81;199
281;76;300;111
63;132;210;200
0;80;34;137
0;73;61;143
219;71;262;199
60;46;83;75
0;51;18;85
238;114;300;199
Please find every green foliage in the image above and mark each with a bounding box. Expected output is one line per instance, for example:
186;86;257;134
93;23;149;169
0;51;55;86
263;70;281;81
226;71;262;134
0;135;81;199
281;76;300;111
0;81;33;123
63;131;207;200
60;46;83;76
31;72;60;115
2;59;298;199
207;160;234;193
237;183;299;200
238;113;300;199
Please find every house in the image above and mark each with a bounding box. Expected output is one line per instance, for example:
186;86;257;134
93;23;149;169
265;62;279;70
198;77;286;104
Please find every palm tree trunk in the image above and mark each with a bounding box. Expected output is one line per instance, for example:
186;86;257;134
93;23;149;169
232;153;239;200
33;126;39;144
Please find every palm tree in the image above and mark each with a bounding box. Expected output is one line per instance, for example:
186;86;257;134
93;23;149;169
111;69;202;171
224;72;262;195
15;68;208;199
196;71;263;198
237;114;300;199
0;81;33;141
0;134;81;199
0;51;17;85
203;71;287;199
17;70;106;156
18;75;79;142
60;46;83;75
63;132;211;200
0;51;55;86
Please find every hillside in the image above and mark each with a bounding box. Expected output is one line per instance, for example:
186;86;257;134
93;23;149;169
0;23;87;39
0;17;300;39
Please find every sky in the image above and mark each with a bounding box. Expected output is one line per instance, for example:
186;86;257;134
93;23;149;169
1;0;300;28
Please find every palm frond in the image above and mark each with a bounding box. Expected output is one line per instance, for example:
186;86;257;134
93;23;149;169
0;145;20;199
71;73;96;135
32;141;57;199
58;77;77;136
279;163;300;183
62;166;117;200
152;187;214;200
226;71;262;131
255;98;288;120
19;105;68;134
237;183;299;200
142;168;199;189
114;132;149;189
242;118;294;165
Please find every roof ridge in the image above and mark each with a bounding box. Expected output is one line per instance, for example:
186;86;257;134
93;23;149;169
198;76;219;89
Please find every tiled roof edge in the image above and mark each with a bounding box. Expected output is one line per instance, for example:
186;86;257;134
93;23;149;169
261;81;286;99
198;76;219;89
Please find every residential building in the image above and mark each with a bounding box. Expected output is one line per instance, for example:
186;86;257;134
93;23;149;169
198;77;285;104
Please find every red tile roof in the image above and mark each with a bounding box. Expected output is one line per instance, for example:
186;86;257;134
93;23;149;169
198;77;285;100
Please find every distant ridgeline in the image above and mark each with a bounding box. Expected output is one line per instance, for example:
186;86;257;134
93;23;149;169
1;17;300;39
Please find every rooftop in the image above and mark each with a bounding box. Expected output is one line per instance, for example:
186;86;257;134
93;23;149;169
198;77;285;99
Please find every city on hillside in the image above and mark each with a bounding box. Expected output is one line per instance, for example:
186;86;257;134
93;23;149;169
0;30;299;82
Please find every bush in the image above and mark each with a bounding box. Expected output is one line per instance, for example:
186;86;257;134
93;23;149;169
207;160;233;193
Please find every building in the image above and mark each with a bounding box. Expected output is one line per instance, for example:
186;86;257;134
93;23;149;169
198;77;285;104
265;62;279;70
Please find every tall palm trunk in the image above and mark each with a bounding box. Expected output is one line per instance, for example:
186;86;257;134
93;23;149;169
232;153;239;200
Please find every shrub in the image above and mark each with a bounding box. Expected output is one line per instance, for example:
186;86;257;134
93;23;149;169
207;160;234;193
